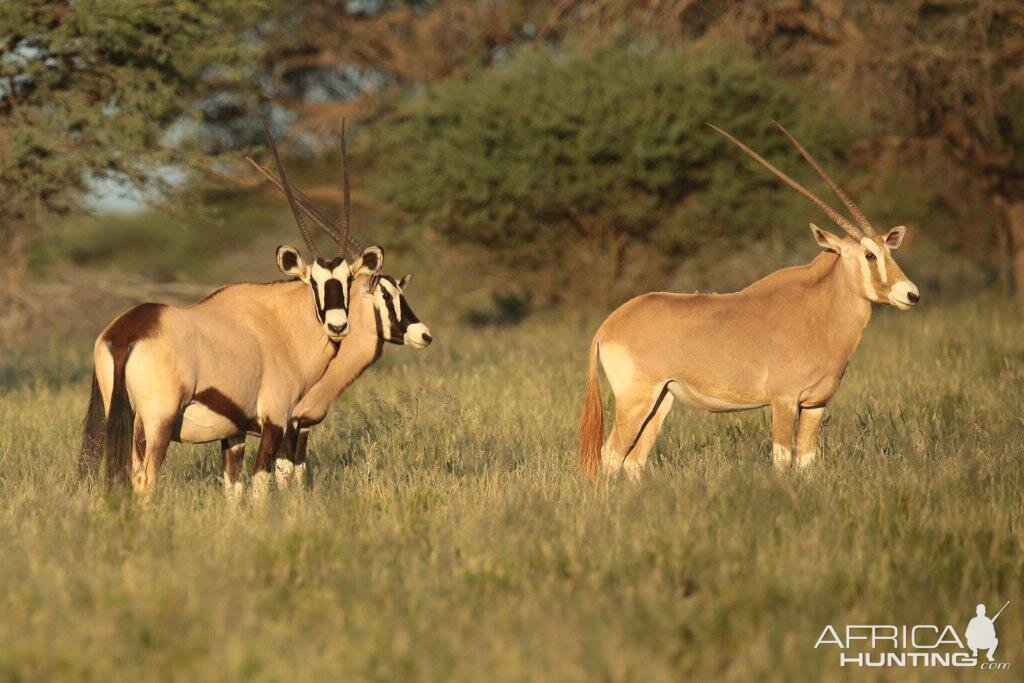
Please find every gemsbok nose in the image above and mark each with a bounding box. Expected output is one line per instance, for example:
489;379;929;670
907;291;919;304
327;322;349;336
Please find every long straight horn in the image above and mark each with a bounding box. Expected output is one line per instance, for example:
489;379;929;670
772;120;875;237
340;119;352;250
261;120;321;258
707;123;863;239
245;156;365;257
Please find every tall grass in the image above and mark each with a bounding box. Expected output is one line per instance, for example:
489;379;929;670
0;298;1021;679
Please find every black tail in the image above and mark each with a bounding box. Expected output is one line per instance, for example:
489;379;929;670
76;372;106;480
104;345;136;487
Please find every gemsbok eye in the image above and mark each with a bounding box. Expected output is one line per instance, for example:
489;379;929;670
383;291;392;302
865;251;876;262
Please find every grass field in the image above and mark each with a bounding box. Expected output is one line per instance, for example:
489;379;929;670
1;283;1022;679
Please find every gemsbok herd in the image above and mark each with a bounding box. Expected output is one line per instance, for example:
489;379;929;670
78;119;918;500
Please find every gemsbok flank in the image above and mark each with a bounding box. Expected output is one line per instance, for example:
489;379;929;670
579;120;920;479
79;121;383;500
209;147;433;495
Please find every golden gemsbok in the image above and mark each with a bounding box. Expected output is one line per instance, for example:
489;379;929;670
79;122;383;500
579;121;920;479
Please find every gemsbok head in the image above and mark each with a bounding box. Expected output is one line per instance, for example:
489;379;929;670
578;120;919;480
78;121;384;501
709;122;920;311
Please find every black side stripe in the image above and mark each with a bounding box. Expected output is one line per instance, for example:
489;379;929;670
619;384;671;468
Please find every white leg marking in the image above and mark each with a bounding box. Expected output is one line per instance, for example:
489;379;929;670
796;449;817;469
772;442;792;471
274;458;295;490
223;473;244;504
292;462;309;489
601;441;622;478
623;459;644;483
250;471;272;502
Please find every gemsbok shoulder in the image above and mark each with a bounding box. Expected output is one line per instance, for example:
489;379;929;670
79;122;383;500
579;121;920;479
209;151;434;494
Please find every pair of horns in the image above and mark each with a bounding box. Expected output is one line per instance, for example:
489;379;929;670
250;120;363;260
708;120;876;239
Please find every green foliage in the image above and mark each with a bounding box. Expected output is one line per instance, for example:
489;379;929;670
0;0;262;256
372;43;857;286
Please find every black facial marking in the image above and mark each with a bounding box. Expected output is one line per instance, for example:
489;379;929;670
398;296;419;325
362;251;379;271
323;278;346;311
311;281;324;323
329;255;346;269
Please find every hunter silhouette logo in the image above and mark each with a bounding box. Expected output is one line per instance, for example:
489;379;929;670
815;601;1011;669
966;602;1008;662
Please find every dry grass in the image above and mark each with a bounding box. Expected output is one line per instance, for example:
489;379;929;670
0;293;1022;680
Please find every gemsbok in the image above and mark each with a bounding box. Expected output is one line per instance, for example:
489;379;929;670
210;152;433;495
79;122;383;500
579;121;920;479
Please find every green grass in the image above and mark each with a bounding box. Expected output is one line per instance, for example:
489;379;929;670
0;298;1022;680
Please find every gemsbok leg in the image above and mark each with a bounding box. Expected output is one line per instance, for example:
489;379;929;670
220;436;245;502
273;423;298;490
251;421;284;501
770;399;798;471
275;426;311;490
134;417;174;498
131;417;146;484
621;390;674;481
602;382;666;478
292;428;311;488
795;407;825;468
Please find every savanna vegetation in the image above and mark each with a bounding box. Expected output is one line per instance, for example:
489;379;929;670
1;0;1023;679
1;285;1022;678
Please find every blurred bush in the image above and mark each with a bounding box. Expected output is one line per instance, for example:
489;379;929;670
370;43;861;302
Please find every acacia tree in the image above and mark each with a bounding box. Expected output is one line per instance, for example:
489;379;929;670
0;0;260;285
859;1;1024;301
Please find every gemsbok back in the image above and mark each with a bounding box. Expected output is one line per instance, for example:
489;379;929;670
207;150;434;494
79;122;383;500
579;121;920;479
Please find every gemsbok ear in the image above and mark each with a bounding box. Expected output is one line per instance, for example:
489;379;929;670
398;274;412;290
352;246;384;277
809;223;845;253
276;245;310;283
885;226;907;250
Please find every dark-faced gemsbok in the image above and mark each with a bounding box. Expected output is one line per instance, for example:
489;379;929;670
579;121;920;479
79;123;383;500
209;148;433;495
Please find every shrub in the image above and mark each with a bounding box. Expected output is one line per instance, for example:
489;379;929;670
371;43;857;300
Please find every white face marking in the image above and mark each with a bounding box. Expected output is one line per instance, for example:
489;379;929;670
310;262;331;309
860;237;886;281
856;238;881;300
888;280;920;309
309;260;352;337
383;281;401;321
405;322;431;348
333;262;352;309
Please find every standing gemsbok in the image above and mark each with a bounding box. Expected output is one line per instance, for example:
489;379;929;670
207;150;433;495
579;121;920;479
79;123;383;499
